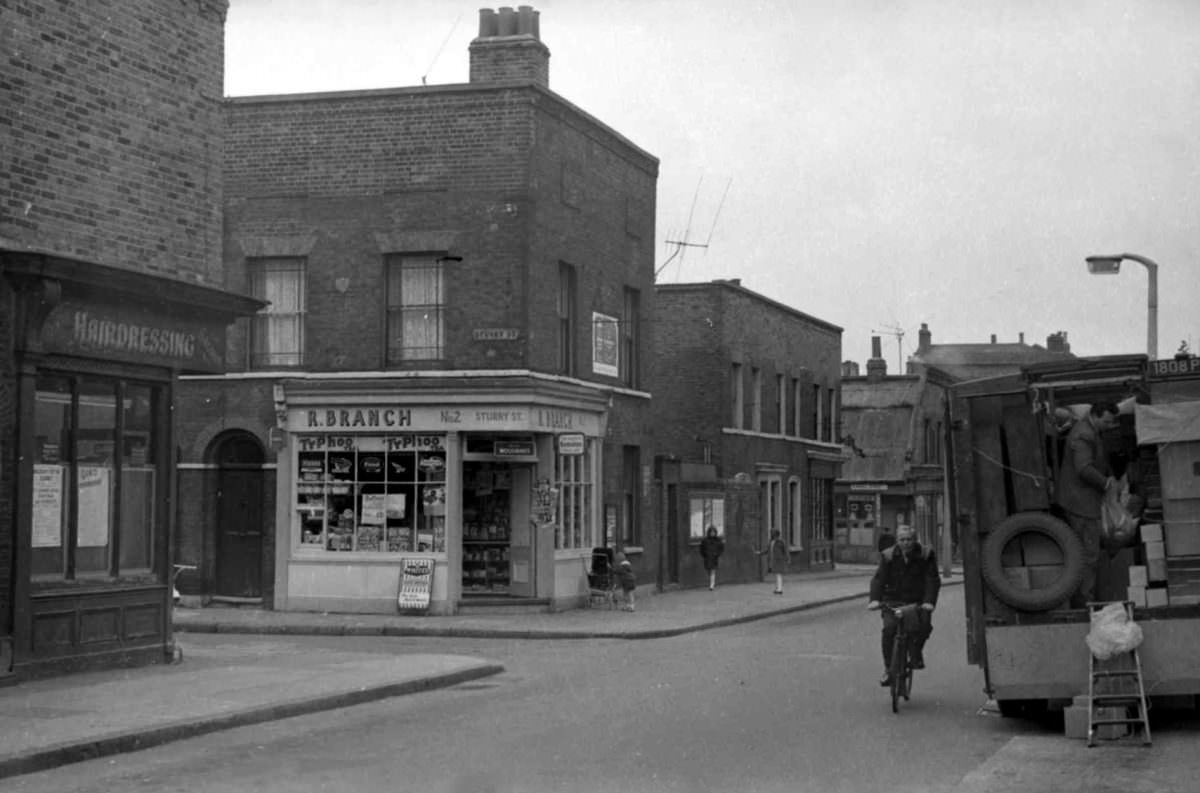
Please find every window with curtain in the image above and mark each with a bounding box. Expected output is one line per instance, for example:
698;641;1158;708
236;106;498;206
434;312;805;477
249;257;306;368
31;373;162;581
558;263;576;375
387;254;445;363
621;287;639;387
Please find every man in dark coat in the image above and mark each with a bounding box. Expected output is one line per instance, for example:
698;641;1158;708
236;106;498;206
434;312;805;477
867;526;941;686
1053;401;1119;607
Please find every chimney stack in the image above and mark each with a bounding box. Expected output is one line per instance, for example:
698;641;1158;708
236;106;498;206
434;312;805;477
470;6;550;88
867;335;888;382
990;334;997;344
917;322;931;355
1019;331;1025;344
1047;331;1071;354
841;360;861;377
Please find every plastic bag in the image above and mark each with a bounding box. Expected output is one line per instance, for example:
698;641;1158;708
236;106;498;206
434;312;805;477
1086;602;1144;660
1101;475;1137;550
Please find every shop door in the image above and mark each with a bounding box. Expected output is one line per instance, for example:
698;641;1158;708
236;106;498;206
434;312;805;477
215;435;265;599
666;484;679;584
508;466;535;597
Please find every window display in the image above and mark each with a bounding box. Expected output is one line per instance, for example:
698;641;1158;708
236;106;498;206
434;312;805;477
295;434;446;553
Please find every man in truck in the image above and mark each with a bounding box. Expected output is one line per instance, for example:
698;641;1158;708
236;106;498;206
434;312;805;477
1053;401;1120;608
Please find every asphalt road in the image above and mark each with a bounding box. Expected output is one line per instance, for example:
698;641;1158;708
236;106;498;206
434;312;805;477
7;590;1197;793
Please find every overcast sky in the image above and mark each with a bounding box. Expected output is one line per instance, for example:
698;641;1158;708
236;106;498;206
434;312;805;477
225;0;1200;366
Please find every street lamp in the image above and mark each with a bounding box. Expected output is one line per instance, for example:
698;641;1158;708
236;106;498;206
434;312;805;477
1085;252;1159;360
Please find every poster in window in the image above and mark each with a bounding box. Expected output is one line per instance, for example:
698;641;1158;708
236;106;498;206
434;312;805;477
591;312;619;377
385;493;407;520
32;464;64;548
360;493;386;525
77;465;111;547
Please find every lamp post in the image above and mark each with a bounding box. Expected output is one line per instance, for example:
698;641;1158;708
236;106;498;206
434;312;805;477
1085;252;1159;360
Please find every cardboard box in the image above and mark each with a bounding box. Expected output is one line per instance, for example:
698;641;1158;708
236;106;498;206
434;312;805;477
1140;523;1163;543
1158;442;1200;500
1147;558;1168;581
1164;522;1200;557
1126;585;1146;606
1128;565;1148;587
1146;587;1169;608
1063;704;1090;739
1144;540;1166;560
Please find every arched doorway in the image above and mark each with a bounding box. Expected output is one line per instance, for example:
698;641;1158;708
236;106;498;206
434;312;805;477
212;433;265;599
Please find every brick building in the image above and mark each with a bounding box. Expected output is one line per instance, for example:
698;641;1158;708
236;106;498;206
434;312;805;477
652;280;844;589
0;0;260;680
175;6;659;615
836;336;954;564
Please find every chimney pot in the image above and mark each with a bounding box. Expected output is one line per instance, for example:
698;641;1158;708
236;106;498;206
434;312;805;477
871;335;882;358
991;334;997;344
1019;332;1025;344
478;8;498;37
497;6;517;35
917;322;931;354
517;5;535;35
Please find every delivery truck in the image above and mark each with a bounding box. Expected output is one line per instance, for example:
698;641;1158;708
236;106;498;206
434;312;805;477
947;353;1200;716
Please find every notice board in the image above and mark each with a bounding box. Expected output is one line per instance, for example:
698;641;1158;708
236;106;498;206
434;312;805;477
397;557;435;611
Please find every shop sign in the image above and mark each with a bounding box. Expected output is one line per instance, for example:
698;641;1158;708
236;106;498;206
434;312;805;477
494;439;535;457
397;558;434;611
557;433;585;455
850;483;889;492
472;328;520;341
1149;357;1200;380
591;312;619;377
289;405;599;434
41;302;224;371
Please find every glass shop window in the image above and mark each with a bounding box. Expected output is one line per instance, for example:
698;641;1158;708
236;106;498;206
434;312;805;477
31;373;162;580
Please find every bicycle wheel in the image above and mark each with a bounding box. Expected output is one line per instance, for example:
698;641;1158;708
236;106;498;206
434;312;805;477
902;642;914;701
889;635;905;713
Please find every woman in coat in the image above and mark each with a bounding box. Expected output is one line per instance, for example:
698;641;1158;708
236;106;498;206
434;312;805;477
698;526;725;590
756;529;790;595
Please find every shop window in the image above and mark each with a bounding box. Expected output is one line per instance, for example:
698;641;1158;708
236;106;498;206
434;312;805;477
688;495;725;540
295;435;446;553
31;373;162;581
249;257;306;368
387;254;444;363
554;439;593;550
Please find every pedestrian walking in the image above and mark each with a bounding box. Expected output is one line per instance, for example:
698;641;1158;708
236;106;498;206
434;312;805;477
755;529;790;595
615;554;637;611
698;526;725;590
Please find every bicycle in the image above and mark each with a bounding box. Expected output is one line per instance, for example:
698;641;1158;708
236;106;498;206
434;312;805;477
870;601;922;713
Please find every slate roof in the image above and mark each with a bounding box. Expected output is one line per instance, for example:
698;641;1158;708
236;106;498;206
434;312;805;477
909;342;1073;381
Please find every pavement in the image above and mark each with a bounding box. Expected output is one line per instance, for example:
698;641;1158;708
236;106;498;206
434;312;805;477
0;564;893;780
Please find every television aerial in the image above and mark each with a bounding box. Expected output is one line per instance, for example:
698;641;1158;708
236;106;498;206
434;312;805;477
656;176;731;280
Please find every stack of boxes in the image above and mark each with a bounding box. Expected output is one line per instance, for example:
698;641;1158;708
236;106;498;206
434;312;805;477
1128;438;1200;607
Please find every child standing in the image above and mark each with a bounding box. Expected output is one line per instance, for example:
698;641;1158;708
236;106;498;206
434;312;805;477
615;555;637;611
698;526;725;591
755;530;790;595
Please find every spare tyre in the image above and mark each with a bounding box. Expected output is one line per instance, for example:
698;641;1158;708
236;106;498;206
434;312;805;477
980;512;1084;611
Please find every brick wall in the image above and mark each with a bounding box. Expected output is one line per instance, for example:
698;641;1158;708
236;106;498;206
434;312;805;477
1;0;228;284
0;280;12;637
653;283;843;469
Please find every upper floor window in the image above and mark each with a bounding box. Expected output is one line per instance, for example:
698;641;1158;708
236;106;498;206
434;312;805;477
620;287;640;388
791;377;801;436
387;254;444;363
249;257;305;368
731;362;744;429
751;367;762;432
777;374;786;434
558;263;576;376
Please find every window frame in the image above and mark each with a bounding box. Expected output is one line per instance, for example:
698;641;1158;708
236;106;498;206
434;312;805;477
554;438;595;551
385;253;446;364
248;257;306;369
30;371;166;583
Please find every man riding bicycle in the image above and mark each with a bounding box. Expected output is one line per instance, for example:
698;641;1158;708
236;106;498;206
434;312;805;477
867;526;941;687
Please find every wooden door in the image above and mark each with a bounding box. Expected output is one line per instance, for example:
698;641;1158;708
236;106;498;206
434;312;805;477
216;465;264;598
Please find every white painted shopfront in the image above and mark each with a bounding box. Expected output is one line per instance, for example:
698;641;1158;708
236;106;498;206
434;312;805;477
273;386;609;615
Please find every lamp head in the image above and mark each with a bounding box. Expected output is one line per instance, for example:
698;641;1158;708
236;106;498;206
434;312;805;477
1086;255;1123;275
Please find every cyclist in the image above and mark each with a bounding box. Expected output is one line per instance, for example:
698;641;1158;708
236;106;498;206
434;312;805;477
867;526;940;687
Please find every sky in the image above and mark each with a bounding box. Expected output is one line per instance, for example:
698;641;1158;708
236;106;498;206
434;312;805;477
224;0;1200;366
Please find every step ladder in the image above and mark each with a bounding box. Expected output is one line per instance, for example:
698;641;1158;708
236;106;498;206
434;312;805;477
1087;601;1152;747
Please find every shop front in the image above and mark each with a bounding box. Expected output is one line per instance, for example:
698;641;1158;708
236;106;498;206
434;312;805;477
274;381;610;615
1;253;261;680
